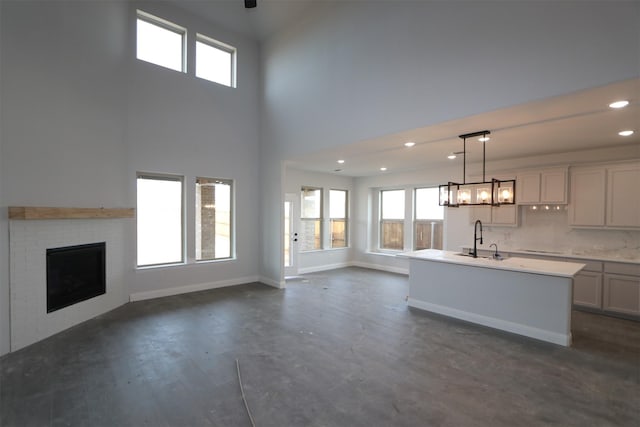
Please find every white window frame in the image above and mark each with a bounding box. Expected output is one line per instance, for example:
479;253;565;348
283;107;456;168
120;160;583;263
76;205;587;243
414;187;444;250
195;33;237;88
195;177;235;262
329;189;348;249
136;172;185;268
301;186;323;251
136;9;187;73
379;189;406;251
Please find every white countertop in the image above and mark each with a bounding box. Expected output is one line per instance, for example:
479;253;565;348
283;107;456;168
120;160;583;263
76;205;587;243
401;249;586;278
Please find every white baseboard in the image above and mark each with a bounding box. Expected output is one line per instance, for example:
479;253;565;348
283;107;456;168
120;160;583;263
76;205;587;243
259;276;284;289
351;261;409;275
129;275;261;302
408;298;571;347
298;262;352;275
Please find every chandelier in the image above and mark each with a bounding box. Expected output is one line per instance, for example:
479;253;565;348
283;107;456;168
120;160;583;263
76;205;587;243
439;130;515;207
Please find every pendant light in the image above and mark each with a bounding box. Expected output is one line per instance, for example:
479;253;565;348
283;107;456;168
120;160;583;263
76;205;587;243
439;130;516;207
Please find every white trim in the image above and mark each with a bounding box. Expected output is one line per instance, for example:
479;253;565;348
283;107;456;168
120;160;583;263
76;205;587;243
298;262;352;274
407;298;571;347
365;250;402;258
129;275;260;301
352;261;409;275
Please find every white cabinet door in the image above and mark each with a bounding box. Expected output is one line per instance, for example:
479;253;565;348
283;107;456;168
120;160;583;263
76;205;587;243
470;206;491;224
573;271;602;308
569;167;606;226
469;205;517;226
603;273;640;316
491;205;518;225
517;172;540;204
606;164;640;228
541;169;567;203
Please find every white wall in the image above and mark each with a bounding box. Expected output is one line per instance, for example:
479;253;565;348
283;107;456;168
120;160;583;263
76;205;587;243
285;167;354;273
0;0;262;353
2;1;130;207
0;0;131;356
125;1;261;296
0;0;8;356
260;1;640;284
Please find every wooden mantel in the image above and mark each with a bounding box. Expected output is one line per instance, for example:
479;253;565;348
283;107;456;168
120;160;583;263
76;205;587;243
8;207;135;220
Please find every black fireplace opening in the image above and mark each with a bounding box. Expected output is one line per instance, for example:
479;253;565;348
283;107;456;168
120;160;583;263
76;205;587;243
46;242;106;313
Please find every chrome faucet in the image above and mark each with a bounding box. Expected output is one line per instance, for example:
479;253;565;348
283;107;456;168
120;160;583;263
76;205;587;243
472;220;483;258
490;243;499;259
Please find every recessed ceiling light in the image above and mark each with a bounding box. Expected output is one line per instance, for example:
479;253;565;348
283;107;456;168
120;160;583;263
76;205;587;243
337;159;345;164
618;130;634;136
447;153;457;159
609;100;629;109
380;167;387;171
404;141;416;147
478;136;490;142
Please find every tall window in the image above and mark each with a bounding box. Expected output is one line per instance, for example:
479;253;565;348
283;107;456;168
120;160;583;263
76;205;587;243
137;174;184;267
380;189;405;250
301;187;322;251
196;34;236;87
330;189;348;248
136;10;186;72
415;187;444;250
196;178;233;261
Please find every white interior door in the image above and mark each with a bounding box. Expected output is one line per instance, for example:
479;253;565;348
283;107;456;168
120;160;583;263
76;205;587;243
284;193;299;276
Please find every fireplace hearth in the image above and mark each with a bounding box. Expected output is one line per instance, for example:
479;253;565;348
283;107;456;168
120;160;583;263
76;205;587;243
46;242;106;313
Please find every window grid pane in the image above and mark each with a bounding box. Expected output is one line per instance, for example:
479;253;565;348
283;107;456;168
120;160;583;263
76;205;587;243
136;13;185;72
414;187;444;250
301;187;321;219
331;219;346;248
381;220;404;250
330;190;348;248
301;187;322;251
196;178;232;261
415;187;444;220
381;190;405;219
415;220;444;250
137;175;183;266
300;219;321;251
196;40;234;87
380;189;404;250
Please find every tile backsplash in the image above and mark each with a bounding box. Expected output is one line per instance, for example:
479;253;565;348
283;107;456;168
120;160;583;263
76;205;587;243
483;207;640;261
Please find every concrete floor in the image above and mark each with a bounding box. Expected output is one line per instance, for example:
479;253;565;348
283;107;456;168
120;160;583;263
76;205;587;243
1;267;639;426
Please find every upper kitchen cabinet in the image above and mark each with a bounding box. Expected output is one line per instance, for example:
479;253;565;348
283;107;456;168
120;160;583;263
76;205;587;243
569;162;640;229
469;205;518;226
606;163;640;228
516;167;568;204
569;167;606;226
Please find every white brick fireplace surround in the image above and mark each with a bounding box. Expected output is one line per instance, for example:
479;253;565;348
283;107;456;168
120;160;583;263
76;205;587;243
9;210;132;351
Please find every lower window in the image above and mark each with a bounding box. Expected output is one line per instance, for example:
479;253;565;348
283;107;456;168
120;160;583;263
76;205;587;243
137;173;184;267
196;177;233;260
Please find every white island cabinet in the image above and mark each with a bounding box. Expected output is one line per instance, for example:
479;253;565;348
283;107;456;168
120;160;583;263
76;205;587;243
401;250;585;346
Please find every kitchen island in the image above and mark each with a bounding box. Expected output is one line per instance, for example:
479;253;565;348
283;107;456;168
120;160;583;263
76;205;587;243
401;249;585;346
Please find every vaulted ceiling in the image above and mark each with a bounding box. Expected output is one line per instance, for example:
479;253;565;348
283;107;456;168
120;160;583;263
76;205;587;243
170;1;640;177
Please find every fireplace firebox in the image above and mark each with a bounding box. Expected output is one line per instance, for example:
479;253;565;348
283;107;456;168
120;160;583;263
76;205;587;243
46;242;106;313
